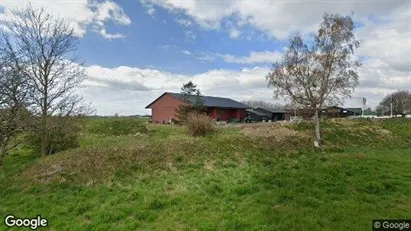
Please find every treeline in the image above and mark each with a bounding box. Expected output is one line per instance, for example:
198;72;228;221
241;100;284;110
0;5;92;164
376;90;411;117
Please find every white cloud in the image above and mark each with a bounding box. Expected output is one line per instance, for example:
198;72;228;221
357;7;411;73
141;0;405;39
98;28;125;39
0;0;131;39
141;0;236;29
181;50;192;55
222;51;283;64
229;28;241;38
184;30;196;40
92;1;131;25
176;18;192;27
81;60;411;115
136;0;410;113
82;65;271;115
146;7;156;16
197;53;216;62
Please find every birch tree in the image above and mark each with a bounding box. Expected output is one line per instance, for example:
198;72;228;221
266;13;361;147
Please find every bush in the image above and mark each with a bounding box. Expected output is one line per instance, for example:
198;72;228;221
186;113;215;136
25;117;81;154
89;118;148;136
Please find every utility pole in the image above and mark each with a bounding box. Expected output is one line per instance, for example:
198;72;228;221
390;95;393;118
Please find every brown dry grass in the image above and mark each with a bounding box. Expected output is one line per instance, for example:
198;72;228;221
17;145;157;185
237;122;308;140
327;118;359;126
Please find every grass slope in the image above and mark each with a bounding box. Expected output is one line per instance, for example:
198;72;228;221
1;118;411;230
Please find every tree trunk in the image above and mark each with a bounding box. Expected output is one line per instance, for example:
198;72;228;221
0;141;7;165
0;147;5;166
314;109;321;148
41;82;48;156
41;105;48;156
41;117;48;156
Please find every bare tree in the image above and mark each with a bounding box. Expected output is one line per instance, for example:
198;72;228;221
241;100;284;110
376;90;411;117
0;34;32;164
266;13;361;147
4;5;91;155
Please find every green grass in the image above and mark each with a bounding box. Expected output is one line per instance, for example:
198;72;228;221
1;118;411;230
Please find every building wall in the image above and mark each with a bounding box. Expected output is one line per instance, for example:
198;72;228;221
207;107;246;121
149;94;247;123
149;94;188;123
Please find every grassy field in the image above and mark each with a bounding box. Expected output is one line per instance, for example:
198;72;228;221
1;117;411;230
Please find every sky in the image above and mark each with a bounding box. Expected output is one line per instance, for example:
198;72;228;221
0;0;410;116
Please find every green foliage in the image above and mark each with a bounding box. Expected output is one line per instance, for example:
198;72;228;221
175;81;206;123
25;117;81;154
186;112;215;136
1;118;411;230
88;118;148;136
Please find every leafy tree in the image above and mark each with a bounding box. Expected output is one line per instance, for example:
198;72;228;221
181;81;198;97
266;13;361;147
175;81;205;123
376;90;411;117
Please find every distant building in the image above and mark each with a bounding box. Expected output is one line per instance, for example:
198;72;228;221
246;108;286;122
324;106;362;117
145;92;249;123
284;106;363;119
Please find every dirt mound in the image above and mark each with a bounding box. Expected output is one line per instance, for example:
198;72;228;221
17;145;151;185
239;123;304;140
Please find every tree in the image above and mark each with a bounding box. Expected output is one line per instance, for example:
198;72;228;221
266;13;361;147
175;81;205;123
181;81;199;97
3;5;92;155
376;90;411;117
241;100;284;110
0;38;32;164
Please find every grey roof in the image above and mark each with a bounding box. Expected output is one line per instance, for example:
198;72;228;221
327;106;362;114
167;92;250;109
345;107;362;114
246;109;271;117
256;107;286;114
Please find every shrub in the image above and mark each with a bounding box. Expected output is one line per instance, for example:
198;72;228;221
186;113;215;136
175;105;207;124
89;118;148;136
25;117;81;154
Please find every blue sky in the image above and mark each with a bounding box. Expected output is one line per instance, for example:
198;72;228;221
0;0;410;115
77;0;285;74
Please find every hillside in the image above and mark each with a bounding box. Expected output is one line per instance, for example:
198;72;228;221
1;118;411;230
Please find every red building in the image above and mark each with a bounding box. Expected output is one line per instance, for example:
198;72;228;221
145;92;250;123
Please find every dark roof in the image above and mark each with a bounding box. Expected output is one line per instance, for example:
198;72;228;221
345;107;362;114
145;92;250;109
326;106;362;114
246;109;271;117
256;107;286;114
